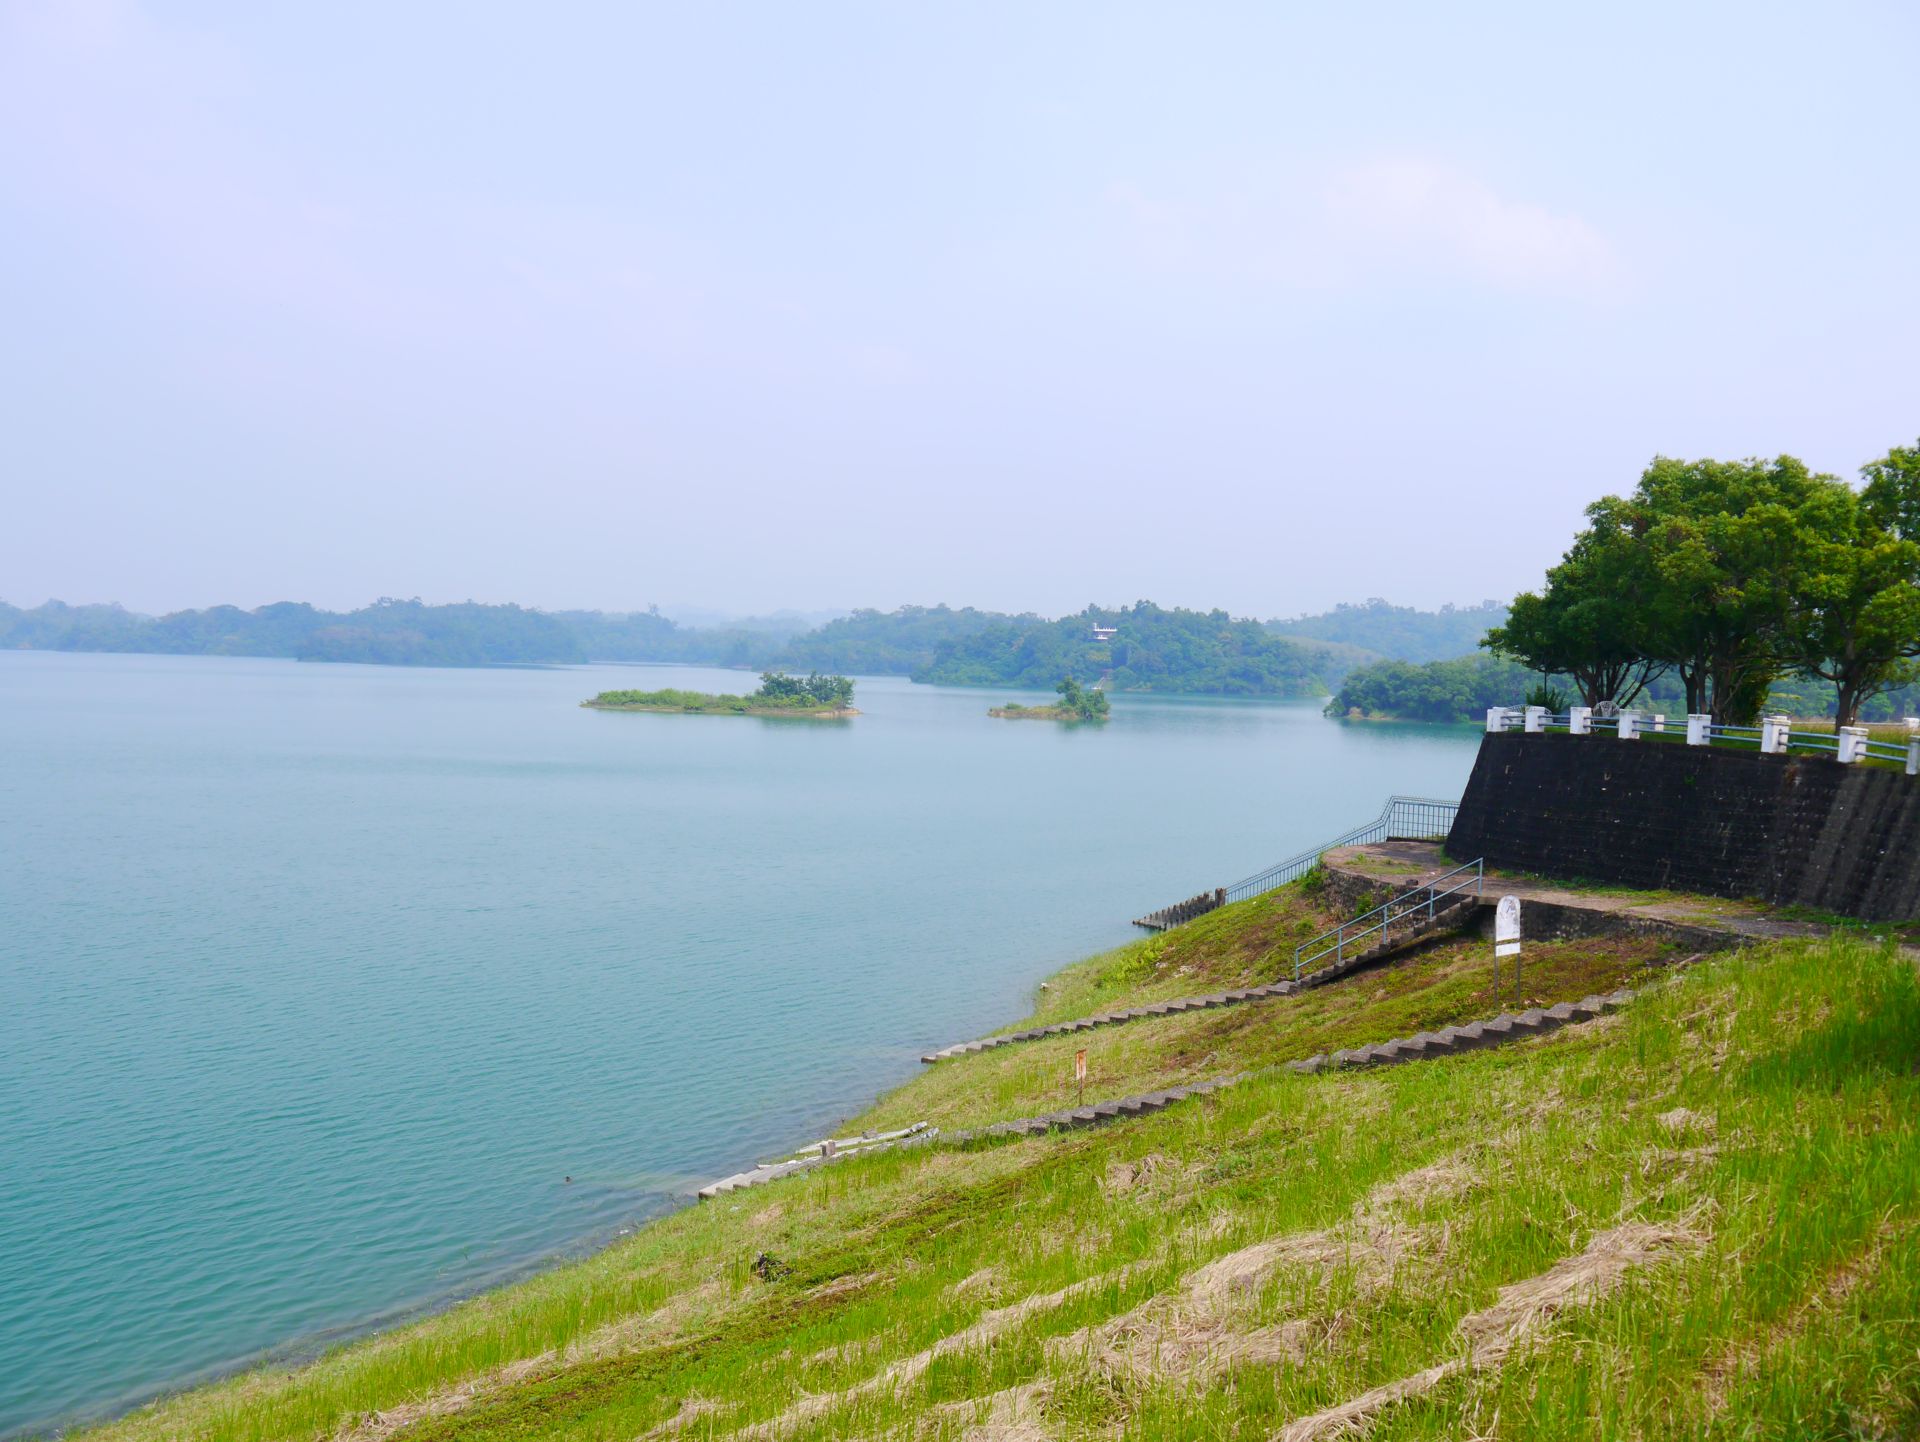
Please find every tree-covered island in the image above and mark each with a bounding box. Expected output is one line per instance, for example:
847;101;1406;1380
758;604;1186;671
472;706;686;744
989;675;1111;721
583;671;857;717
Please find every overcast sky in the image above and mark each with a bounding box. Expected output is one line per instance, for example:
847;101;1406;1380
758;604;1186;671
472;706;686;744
3;2;1916;620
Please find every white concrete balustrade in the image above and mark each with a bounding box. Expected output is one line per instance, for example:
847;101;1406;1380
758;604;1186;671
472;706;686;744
1493;703;1913;774
1837;725;1870;764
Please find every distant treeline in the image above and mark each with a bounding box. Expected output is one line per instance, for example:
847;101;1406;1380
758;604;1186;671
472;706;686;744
0;597;587;668
1267;598;1508;665
3;595;1489;699
1330;650;1920;725
916;602;1372;697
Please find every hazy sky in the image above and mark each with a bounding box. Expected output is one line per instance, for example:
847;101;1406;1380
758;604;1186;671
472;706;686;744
3;2;1916;620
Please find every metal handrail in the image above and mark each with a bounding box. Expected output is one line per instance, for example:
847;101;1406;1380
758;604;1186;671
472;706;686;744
1222;796;1459;905
1291;858;1485;981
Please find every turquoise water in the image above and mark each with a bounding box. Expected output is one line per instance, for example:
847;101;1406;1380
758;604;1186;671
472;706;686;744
0;652;1478;1437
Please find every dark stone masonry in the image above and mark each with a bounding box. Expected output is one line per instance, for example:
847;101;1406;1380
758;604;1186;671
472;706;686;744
1447;732;1920;921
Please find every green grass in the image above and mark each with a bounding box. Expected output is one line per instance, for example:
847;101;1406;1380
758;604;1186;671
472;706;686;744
1006;885;1350;1029
874;933;1680;1134
987;704;1104;722
78;893;1920;1442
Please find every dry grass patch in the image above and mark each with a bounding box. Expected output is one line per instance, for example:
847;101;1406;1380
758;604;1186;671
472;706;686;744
1278;1215;1709;1441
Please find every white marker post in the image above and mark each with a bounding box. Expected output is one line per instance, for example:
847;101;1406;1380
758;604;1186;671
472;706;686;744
1494;895;1522;1002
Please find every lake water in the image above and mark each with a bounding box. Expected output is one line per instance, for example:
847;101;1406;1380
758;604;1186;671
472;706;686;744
0;652;1478;1437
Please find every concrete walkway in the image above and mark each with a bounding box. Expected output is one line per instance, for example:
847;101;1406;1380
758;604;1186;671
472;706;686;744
1325;840;1836;947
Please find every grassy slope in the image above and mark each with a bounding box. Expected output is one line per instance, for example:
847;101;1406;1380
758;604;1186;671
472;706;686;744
80;883;1920;1442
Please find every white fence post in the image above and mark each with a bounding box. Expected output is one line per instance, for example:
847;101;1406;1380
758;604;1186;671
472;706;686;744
1486;707;1510;733
1686;714;1712;746
1568;705;1592;735
1761;714;1791;755
1523;705;1547;733
1618;711;1640;740
1838;725;1869;764
1908;738;1920;777
1652;714;1666;732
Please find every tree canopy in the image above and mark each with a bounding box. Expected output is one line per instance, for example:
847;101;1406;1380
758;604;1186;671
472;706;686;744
1328;654;1542;724
755;671;855;707
1487;446;1920;726
917;602;1363;697
1053;675;1111;719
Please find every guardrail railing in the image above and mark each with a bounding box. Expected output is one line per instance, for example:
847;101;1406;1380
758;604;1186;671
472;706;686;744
1291;858;1485;981
1133;794;1461;930
1485;705;1920;773
1222;795;1459;905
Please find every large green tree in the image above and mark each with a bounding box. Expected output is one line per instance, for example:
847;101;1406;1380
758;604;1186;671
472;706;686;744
1631;456;1853;723
1781;441;1920;727
1486;524;1666;708
1501;456;1848;724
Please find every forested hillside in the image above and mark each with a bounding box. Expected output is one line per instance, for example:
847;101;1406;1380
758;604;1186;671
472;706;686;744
0;599;1024;673
1267;598;1507;663
917;602;1369;696
0;598;586;667
3;598;1367;695
774;604;1011;674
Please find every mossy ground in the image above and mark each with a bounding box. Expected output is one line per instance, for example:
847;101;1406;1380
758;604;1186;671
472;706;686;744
79;880;1920;1442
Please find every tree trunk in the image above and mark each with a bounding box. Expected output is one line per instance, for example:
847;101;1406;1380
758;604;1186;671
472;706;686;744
1834;676;1862;730
1680;663;1705;716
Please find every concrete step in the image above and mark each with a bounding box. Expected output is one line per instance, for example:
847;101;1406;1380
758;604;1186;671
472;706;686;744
717;978;1669;1201
1295;989;1634;1079
922;972;1305;1064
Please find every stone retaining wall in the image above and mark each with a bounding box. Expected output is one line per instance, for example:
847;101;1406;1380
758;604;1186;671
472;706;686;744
1447;733;1920;922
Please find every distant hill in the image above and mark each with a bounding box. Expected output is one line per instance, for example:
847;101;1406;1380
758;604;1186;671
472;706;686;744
1268;598;1508;664
561;610;776;668
774;605;1014;675
0;598;589;667
916;601;1369;697
0;596;1388;692
657;605;848;637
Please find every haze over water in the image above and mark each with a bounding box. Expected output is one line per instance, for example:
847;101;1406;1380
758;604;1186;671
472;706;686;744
0;653;1477;1437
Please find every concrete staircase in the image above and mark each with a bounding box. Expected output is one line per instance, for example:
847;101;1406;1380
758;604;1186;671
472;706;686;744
1293;890;1482;989
922;983;1296;1063
922;889;1482;1064
698;978;1664;1199
1289;988;1636;1074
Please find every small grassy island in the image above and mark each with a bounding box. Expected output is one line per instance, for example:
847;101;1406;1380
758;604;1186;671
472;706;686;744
990;674;1111;721
583;670;857;717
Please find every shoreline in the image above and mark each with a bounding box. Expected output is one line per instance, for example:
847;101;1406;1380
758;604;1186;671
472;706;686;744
580;701;860;718
986;705;1102;722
